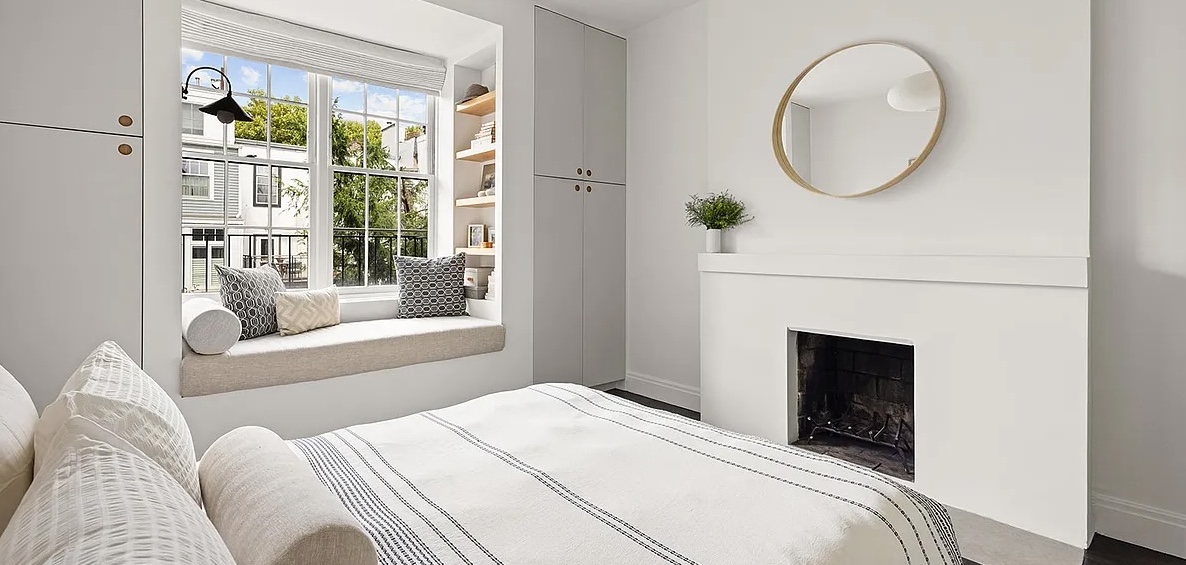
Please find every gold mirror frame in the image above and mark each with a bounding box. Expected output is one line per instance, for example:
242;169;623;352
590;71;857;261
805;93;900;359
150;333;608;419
772;41;947;199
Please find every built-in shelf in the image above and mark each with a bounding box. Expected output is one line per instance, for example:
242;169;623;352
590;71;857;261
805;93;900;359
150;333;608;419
456;90;497;117
456;195;497;208
457;146;496;163
458;247;496;257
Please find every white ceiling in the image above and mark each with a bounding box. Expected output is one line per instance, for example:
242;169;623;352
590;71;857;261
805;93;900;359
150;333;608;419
537;0;702;35
210;0;499;61
791;44;933;107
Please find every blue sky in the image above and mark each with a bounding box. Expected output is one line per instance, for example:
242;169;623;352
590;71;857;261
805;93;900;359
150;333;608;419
182;48;427;123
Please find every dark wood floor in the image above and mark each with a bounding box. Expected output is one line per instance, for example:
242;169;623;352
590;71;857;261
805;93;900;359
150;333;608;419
606;389;1185;565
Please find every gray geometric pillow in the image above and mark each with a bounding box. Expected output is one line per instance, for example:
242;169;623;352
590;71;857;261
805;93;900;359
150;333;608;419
394;254;468;319
214;264;286;340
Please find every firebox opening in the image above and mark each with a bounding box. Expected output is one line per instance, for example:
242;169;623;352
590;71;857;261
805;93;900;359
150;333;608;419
792;331;915;482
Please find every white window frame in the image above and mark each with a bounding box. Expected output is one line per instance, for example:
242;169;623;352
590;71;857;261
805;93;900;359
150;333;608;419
181;102;205;136
181;158;212;199
181;50;438;297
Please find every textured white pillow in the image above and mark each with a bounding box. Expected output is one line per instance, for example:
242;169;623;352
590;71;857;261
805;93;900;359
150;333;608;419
274;286;341;336
0;416;235;564
0;364;37;534
34;342;201;504
183;297;242;354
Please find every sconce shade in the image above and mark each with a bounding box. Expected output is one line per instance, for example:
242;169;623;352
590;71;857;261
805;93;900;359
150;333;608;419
201;94;252;124
887;71;941;112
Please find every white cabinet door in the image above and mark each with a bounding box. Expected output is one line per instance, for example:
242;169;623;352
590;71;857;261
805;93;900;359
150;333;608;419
534;176;585;384
0;0;143;137
0;123;143;408
581;182;626;387
534;8;586;180
583;27;627;186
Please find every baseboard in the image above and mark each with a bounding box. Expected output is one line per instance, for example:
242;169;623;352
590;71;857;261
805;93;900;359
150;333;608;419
1094;494;1186;559
623;372;700;412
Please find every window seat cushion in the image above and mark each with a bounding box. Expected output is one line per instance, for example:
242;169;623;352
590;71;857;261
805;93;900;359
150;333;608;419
180;317;505;397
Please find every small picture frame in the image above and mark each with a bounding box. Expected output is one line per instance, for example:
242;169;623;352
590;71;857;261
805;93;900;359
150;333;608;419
481;163;497;191
468;224;487;248
488;228;497;247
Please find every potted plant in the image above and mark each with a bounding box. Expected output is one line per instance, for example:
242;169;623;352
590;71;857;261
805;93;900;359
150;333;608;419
685;191;753;253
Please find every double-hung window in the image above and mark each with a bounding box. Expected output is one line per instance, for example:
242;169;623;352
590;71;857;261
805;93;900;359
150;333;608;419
179;44;437;294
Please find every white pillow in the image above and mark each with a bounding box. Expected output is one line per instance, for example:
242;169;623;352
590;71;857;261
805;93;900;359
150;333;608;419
183;297;242;355
0;364;37;534
0;416;234;564
34;341;201;504
274;286;341;336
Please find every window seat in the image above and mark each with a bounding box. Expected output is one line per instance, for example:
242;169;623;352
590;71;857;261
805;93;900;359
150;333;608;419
180;317;506;397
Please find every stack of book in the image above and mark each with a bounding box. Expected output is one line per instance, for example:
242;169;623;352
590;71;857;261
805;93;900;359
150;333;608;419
472;121;496;148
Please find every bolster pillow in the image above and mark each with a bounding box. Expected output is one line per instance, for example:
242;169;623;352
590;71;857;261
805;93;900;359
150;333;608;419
182;298;242;355
199;426;378;565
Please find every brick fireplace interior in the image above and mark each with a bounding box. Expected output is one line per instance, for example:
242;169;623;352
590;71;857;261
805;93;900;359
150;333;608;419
792;331;915;481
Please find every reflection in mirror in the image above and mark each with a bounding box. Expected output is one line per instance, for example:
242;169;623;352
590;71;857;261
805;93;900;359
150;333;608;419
774;43;944;197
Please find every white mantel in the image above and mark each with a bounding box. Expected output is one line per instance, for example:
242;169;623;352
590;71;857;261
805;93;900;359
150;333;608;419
698;253;1090;552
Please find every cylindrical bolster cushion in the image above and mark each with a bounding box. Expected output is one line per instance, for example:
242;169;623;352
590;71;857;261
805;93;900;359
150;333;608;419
199;427;377;565
182;298;242;355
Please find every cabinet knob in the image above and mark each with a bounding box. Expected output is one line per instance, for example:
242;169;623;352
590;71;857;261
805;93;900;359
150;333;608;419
586;186;592;193
577;168;583;175
117;144;133;156
586;170;593;177
118;115;134;127
574;184;581;192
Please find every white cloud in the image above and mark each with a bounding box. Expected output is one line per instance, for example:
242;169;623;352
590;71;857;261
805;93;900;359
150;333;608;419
367;93;400;117
399;93;427;123
333;79;363;94
240;66;262;88
181;48;205;63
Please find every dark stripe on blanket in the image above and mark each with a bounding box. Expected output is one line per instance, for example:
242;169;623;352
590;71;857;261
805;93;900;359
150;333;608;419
422;412;699;565
345;429;505;565
529;386;915;565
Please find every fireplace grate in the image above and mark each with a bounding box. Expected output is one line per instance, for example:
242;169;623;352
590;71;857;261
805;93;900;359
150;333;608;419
801;411;914;475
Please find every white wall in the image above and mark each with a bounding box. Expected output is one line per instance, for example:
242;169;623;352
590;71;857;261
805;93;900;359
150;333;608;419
705;0;1090;256
141;0;537;452
1091;0;1186;558
624;2;707;410
807;95;937;194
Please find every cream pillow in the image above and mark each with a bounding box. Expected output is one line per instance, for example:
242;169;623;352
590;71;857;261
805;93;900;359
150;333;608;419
34;342;201;504
0;416;234;564
182;297;242;355
274;286;341;336
0;364;37;534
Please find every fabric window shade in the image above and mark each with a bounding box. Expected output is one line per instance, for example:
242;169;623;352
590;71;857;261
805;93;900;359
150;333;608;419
182;0;446;93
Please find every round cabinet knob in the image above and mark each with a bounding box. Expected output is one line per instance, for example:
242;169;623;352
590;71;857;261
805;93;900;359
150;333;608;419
574;184;580;192
586;170;593;177
586;186;592;193
117;144;133;155
118;115;134;127
577;168;584;175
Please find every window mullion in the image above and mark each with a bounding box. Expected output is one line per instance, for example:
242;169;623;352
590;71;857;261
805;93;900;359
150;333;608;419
308;74;334;289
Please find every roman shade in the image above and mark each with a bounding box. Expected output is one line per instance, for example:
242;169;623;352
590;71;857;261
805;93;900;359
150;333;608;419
182;0;446;93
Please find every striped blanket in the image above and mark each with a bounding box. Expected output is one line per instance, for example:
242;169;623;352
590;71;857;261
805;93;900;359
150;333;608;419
291;383;960;565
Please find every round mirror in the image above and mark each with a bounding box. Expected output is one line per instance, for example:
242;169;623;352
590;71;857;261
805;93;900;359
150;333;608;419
772;42;945;198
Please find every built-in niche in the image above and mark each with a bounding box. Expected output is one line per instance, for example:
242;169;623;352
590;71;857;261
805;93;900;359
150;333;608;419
791;331;915;481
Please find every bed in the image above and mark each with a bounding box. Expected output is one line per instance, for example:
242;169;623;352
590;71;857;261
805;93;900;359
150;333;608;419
290;383;961;565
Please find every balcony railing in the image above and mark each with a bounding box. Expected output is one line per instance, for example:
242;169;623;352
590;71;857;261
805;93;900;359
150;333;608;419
182;229;428;293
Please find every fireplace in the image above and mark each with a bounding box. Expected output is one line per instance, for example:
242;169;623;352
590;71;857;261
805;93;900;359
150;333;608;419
792;331;915;481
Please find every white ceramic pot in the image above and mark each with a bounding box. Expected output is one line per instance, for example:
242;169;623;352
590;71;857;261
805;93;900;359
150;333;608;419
705;229;722;253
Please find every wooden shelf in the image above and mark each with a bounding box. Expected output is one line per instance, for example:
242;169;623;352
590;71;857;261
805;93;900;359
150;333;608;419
457;146;496;163
457;247;496;257
456;195;497;208
456;91;496;116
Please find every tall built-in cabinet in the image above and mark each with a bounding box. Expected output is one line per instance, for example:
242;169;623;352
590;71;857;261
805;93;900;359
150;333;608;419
533;8;626;387
0;0;144;407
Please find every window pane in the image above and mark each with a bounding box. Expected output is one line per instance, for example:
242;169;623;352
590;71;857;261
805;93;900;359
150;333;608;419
367;176;400;285
401;178;430;259
332;78;365;113
232;96;268;145
226;57;266;96
268;228;309;289
397;122;428;173
183;226;229;293
270;65;309;102
181;159;214;198
399;90;428;122
331;112;367;168
372;118;400;171
269;100;309;162
181;49;224;87
181;103;205;135
366;84;400;120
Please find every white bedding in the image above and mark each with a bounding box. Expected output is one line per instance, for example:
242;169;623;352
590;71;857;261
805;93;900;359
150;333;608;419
291;383;960;565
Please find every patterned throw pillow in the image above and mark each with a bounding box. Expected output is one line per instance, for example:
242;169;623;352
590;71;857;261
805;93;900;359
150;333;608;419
215;264;286;340
394;254;468;318
274;287;341;336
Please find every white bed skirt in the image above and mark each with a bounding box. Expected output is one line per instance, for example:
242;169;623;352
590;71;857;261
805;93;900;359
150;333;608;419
291;384;960;565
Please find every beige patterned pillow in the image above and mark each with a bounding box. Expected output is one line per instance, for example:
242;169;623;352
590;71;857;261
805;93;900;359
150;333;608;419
0;416;234;564
274;287;341;336
34;342;201;504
